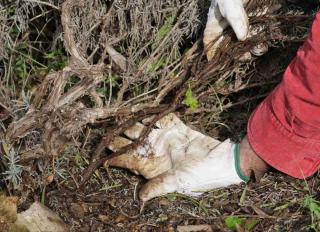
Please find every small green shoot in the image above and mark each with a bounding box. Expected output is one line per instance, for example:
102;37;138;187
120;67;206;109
74;152;86;169
152;15;176;50
184;84;199;111
225;216;245;231
225;216;259;231
14;56;27;79
157;16;175;38
304;196;320;230
44;50;68;71
146;57;167;74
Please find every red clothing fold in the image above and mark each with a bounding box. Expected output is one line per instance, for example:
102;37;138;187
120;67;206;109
247;12;320;179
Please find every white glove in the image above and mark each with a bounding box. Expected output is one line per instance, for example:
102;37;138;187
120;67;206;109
204;0;249;60
105;114;249;202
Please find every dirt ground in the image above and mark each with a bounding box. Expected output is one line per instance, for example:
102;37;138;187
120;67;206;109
39;45;318;232
47;171;320;231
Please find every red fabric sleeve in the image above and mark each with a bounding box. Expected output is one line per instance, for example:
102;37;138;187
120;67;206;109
247;12;320;179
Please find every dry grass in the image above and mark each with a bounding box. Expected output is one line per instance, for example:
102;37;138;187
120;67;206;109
0;0;319;231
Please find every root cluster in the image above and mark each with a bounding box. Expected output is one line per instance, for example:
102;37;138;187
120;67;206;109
0;0;315;193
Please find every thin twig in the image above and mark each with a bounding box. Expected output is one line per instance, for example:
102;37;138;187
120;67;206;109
22;0;60;10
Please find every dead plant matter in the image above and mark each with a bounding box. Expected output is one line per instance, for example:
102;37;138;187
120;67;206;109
0;0;316;204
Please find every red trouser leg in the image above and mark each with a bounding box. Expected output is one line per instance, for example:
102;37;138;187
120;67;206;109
247;12;320;179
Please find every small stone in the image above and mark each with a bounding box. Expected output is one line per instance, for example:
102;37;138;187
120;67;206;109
70;203;86;219
98;214;109;223
15;202;69;232
115;215;128;223
46;175;54;184
159;199;170;206
156;214;168;223
177;224;213;232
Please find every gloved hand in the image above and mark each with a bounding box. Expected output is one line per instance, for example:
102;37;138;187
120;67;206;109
105;114;249;202
204;0;249;60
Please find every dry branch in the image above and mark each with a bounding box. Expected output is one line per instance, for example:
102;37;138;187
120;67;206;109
0;0;315;190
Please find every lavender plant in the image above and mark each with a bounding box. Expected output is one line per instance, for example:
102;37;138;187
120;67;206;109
3;146;23;187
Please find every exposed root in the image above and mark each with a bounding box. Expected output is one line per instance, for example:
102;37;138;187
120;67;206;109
0;0;315;193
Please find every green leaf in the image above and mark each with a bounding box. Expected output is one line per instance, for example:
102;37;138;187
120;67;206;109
45;50;64;59
157;16;175;39
225;216;245;231
14;57;27;78
151;16;176;51
184;85;199;111
45;50;68;70
166;194;177;201
152;15;176;50
303;196;320;230
304;196;320;218
146;58;167;74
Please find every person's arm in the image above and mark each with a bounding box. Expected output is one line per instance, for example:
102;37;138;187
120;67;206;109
247;12;320;179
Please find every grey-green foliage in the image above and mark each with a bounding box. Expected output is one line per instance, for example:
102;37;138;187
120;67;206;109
113;0;206;63
0;0;64;59
1;0;209;81
3;146;23;187
0;5;9;59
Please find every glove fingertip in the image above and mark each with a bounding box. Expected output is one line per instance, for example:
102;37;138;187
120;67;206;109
139;181;157;203
233;18;249;41
139;174;177;202
217;0;249;41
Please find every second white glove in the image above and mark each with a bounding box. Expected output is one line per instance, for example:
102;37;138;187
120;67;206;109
204;0;249;60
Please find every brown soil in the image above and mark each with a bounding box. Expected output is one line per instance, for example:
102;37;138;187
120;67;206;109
1;1;319;232
46;168;319;231
40;44;318;232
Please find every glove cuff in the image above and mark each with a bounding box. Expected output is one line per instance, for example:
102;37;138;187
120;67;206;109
234;143;250;183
